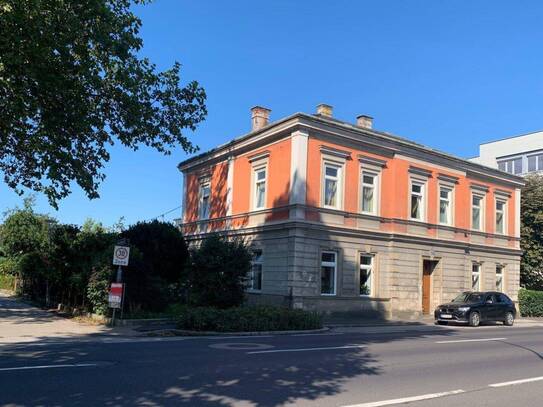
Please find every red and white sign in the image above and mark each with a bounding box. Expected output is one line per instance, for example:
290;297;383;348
108;283;124;309
112;245;130;266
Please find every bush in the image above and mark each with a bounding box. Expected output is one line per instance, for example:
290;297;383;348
186;235;252;308
87;265;113;315
519;288;543;317
0;273;15;291
177;306;323;332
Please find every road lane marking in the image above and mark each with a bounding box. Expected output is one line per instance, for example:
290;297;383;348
292;333;344;337
435;337;506;344
489;376;543;387
0;363;99;372
342;389;465;407
247;345;366;354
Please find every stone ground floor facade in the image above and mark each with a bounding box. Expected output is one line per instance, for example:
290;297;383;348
210;222;522;320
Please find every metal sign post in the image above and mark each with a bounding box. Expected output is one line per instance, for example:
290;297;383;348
110;241;130;325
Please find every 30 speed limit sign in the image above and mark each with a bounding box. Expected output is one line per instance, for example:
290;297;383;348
112;245;130;266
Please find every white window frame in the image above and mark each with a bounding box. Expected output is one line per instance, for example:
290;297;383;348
495;265;504;292
360;170;379;215
253;166;267;210
472;263;481;291
438;186;453;226
471;193;485;232
527;153;543;173
322;161;343;210
498;157;523;175
495;198;506;235
409;179;426;221
320;251;337;296
249;250;263;292
359;254;374;297
198;182;211;220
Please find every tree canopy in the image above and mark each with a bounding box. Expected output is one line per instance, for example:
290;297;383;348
521;174;543;290
0;0;206;207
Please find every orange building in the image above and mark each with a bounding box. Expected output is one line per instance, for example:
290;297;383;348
178;105;523;318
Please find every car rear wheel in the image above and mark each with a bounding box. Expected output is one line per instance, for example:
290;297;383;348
504;311;514;326
469;311;481;327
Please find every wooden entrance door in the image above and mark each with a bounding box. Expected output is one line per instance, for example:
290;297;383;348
422;261;434;314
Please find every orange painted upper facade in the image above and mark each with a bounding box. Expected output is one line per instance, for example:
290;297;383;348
178;107;524;250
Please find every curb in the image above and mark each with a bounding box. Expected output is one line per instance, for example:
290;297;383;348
144;327;330;337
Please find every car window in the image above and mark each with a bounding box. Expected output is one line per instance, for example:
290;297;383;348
499;294;512;304
485;295;494;304
465;293;485;303
494;294;503;303
452;293;471;303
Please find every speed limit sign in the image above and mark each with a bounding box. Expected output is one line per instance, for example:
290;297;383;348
112;245;130;266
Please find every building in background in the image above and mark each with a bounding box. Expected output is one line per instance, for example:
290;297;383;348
470;130;543;176
177;105;524;319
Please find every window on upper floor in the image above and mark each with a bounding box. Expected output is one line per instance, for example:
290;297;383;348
527;153;543;173
471;194;484;231
253;166;267;210
410;181;426;221
439;186;453;226
361;172;378;215
498;157;522;175
323;162;342;209
199;182;211;220
495;199;506;234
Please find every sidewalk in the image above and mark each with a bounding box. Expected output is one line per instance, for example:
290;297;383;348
0;291;136;345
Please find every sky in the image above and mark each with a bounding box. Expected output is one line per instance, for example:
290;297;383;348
2;0;543;227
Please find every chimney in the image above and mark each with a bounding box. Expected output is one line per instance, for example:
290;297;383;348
316;103;333;118
356;114;373;129
251;106;271;131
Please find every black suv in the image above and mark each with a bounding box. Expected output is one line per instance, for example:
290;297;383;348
434;291;516;327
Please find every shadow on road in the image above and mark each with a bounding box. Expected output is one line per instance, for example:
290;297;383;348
0;325;460;406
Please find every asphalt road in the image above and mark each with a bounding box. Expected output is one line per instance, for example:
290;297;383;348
0;324;542;406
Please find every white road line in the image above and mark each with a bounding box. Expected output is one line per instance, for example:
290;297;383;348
489;376;543;388
204;335;275;340
342;389;465;407
247;345;366;354
292;333;344;337
435;337;506;344
0;363;98;372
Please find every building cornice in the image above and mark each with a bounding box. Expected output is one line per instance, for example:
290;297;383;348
178;113;525;187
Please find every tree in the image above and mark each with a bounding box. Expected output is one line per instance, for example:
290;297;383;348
521;174;543;290
186;235;252;308
120;221;189;312
0;0;207;208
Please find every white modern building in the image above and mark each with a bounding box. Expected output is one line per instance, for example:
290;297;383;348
470;130;543;176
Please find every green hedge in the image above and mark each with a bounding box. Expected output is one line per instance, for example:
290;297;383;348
519;288;543;317
177;306;323;332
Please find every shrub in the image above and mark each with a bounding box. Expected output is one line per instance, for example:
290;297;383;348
0;273;15;291
177;306;323;332
87;265;113;315
519;288;543;317
186;235;252;308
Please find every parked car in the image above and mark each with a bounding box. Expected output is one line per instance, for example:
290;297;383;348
434;291;516;327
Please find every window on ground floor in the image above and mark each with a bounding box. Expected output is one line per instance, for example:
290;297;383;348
249;250;263;291
321;251;337;295
472;263;481;291
359;254;374;296
495;265;504;292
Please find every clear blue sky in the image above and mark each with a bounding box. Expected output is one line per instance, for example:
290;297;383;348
2;0;542;227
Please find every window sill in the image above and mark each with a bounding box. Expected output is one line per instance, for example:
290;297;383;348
320;293;336;296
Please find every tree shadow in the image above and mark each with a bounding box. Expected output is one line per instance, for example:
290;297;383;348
0;326;462;406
